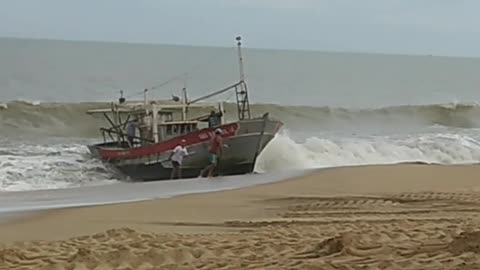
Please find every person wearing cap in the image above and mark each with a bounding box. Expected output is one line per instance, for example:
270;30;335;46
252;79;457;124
199;128;224;178
169;139;189;179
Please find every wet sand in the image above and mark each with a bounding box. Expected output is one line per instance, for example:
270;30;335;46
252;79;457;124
2;164;480;269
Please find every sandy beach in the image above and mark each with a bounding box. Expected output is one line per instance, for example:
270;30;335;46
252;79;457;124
2;164;480;269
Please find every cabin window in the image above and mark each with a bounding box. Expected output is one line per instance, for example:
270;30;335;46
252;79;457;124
164;123;199;137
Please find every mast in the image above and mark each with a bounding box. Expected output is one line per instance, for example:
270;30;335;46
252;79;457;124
143;88;149;117
236;36;245;82
152;103;159;143
183;73;189;120
235;36;251;120
182;86;188;121
111;102;121;143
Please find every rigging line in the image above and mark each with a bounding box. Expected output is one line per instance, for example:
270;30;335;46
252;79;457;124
124;48;234;99
221;85;237;103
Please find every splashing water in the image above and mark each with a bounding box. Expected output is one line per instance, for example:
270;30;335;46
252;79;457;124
0;138;117;191
255;130;480;172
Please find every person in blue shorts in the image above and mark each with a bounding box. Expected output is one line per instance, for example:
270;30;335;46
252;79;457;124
200;128;224;178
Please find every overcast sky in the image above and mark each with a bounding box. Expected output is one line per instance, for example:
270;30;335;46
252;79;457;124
1;0;479;57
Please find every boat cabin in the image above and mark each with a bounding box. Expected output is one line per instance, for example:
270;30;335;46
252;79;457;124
87;101;223;148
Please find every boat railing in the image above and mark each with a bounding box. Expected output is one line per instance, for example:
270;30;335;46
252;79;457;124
100;127;154;146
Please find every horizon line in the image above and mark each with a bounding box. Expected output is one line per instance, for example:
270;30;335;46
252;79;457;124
1;35;477;60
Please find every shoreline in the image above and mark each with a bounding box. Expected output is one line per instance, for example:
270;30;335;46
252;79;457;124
2;163;480;269
0;169;312;219
0;161;455;220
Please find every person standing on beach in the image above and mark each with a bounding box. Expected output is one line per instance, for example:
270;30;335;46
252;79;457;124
199;128;224;178
169;139;189;179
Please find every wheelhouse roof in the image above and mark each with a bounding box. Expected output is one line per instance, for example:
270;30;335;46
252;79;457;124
86;102;220;115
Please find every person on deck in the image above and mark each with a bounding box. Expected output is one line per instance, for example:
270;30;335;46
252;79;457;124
169;139;189;179
199;128;224;178
207;110;223;128
126;120;137;147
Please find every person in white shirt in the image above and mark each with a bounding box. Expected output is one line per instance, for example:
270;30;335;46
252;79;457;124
169;139;189;179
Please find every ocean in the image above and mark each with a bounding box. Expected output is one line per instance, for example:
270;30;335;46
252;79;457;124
2;37;480;193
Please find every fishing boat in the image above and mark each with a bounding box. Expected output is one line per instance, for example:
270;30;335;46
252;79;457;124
86;37;283;181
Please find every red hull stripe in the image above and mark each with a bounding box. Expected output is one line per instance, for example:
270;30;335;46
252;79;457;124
98;123;240;160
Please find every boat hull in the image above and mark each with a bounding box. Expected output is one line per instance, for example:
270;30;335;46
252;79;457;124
88;118;282;181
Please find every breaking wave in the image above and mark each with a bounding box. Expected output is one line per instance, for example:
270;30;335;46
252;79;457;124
255;130;480;172
1;100;480;137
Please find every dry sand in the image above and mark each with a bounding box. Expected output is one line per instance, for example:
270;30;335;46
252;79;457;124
2;164;480;269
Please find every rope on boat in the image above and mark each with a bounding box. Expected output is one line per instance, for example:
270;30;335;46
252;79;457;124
123;49;234;100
